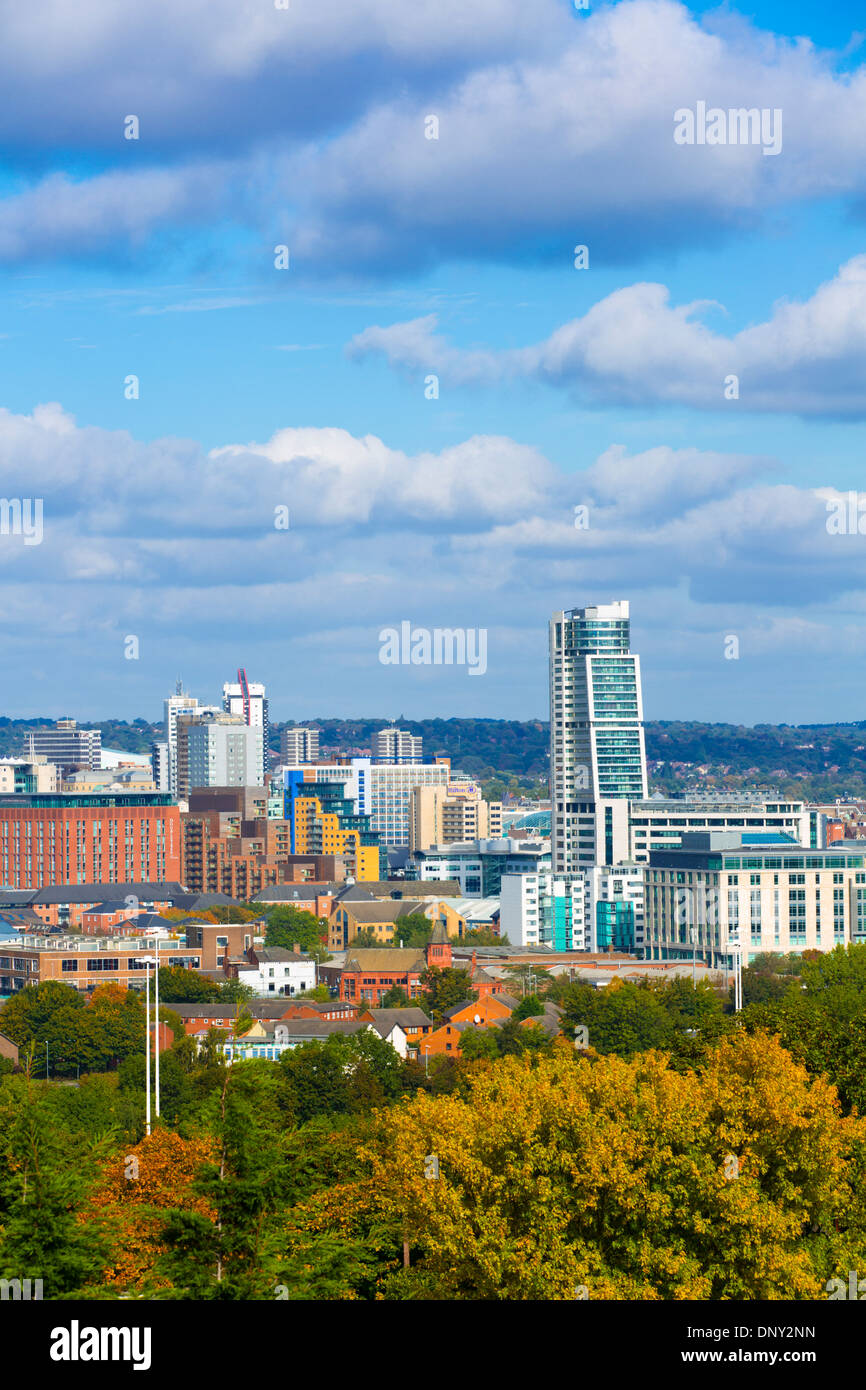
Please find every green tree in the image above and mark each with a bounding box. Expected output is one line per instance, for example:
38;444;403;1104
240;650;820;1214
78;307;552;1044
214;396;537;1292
220;980;256;1004
0;980;85;1047
265;906;327;957
158;967;222;1004
512;993;545;1022
0;1073;111;1297
419;967;474;1024
380;985;412;1009
559;980;676;1057
393;913;434;949
462;927;510;947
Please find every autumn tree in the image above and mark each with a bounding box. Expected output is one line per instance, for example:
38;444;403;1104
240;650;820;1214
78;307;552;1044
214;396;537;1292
343;1032;866;1300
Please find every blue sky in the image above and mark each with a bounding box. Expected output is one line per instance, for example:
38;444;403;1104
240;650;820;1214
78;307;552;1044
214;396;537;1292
2;0;866;728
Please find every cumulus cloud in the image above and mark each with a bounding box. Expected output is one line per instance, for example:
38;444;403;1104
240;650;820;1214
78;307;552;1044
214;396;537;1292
348;257;866;416
1;402;864;718
3;2;866;269
0;0;569;154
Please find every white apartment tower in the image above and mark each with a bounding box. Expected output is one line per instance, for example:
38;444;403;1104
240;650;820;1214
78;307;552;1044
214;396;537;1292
222;670;269;783
550;601;648;874
280;727;320;764
373;727;422;764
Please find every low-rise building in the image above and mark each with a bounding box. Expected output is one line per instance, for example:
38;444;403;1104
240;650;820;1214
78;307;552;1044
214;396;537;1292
235;946;316;996
0;934;204;994
328;898;428;951
219;1018;376;1062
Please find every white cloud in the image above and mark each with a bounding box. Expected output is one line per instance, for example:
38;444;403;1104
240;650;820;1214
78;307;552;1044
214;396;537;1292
349;257;866;416
2;2;866;270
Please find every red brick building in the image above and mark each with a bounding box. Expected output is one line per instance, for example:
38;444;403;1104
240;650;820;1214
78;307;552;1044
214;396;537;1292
0;795;180;890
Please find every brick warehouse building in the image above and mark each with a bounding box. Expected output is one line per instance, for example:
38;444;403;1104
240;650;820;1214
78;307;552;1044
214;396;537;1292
0;794;181;890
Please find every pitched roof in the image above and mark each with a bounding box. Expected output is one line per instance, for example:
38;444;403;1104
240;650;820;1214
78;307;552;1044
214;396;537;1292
345;880;461;899
29;882;187;905
250;883;342;902
246;946;314;963
363;1008;432;1030
343;901;425;923
170;892;243;909
265;1019;371;1039
441;1000;482;1021
495;992;521;1010
333;883;377;902
342;948;427;972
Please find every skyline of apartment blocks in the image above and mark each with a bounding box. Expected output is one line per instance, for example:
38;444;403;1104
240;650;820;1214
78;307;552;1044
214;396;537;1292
187;719;264;792
0;795;181;890
25;720;102;772
372;727;422;763
280;726;320;763
223;674;269;783
282;758;452;848
550;602;648;875
644;832;866;966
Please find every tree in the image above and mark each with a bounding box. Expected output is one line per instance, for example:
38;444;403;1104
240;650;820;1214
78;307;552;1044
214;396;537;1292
419;967;474;1024
393;913;433;949
346;1032;866;1300
462;928;510;947
158;967;222;1004
294;984;331;1003
220;980;256;1004
85;1128;218;1295
512;993;545;1022
559;980;676;1057
265;906;327;957
0;980;85;1047
380;985;412;1009
0;1071;112;1297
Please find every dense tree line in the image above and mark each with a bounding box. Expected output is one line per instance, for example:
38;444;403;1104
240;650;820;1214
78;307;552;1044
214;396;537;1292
4;944;866;1298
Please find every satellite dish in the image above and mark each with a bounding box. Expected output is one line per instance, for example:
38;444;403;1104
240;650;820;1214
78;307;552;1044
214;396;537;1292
474;1013;481;1024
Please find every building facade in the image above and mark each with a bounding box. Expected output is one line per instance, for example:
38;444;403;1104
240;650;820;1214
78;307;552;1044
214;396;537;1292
0;934;202;994
644;832;866;966
222;672;269;783
0;796;181;890
0;759;60;794
25;720;102;773
409;783;503;853
549;602;648;875
373;727;422;763
412;837;551;897
187;717;264;792
280;727;320;763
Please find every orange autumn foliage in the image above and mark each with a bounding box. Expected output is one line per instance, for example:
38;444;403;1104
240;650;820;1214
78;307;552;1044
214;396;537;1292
86;1128;217;1292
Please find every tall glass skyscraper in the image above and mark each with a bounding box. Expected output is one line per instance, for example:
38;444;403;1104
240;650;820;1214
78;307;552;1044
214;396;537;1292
549;601;648;873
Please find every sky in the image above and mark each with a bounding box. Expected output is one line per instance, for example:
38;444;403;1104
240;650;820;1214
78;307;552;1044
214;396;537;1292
2;0;866;728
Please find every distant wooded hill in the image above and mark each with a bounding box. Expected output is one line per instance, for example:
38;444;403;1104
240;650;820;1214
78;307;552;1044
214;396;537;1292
3;715;866;799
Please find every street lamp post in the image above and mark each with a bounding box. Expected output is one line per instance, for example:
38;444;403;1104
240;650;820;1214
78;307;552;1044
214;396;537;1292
135;954;158;1136
152;937;160;1120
